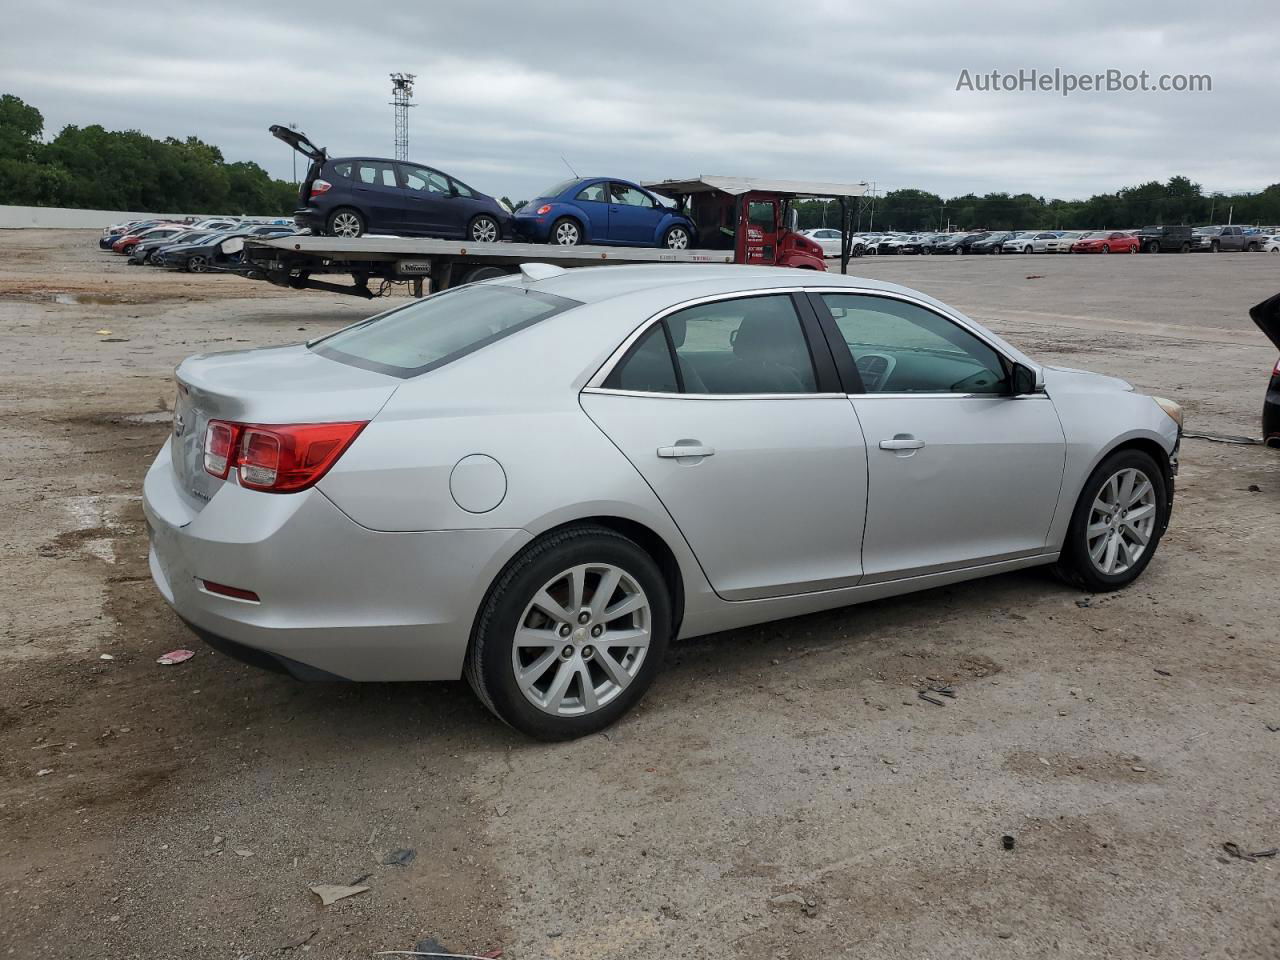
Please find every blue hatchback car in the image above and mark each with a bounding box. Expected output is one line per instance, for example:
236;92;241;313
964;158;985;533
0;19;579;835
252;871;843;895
514;178;696;248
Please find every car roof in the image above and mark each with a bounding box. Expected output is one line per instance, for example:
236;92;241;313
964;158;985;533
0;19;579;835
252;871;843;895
492;263;969;310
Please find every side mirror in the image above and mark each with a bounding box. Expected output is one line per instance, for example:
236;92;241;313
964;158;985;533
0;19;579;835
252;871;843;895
1011;362;1045;396
787;208;799;232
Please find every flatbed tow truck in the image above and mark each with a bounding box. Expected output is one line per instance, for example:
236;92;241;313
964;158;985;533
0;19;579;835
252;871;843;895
237;176;866;298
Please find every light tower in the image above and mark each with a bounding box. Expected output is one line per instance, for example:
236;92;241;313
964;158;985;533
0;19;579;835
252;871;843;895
389;73;416;161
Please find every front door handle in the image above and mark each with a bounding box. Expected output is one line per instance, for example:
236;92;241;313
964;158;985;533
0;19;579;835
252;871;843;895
657;441;715;459
879;435;925;452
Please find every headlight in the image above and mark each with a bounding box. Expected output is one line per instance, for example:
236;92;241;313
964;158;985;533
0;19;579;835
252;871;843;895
1153;396;1183;429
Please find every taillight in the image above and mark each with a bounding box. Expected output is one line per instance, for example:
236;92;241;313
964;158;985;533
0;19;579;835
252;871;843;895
202;420;367;493
309;179;332;198
203;421;236;478
1273;357;1280;376
536;204;552;215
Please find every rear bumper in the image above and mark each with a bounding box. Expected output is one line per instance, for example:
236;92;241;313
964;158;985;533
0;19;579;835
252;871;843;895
143;438;530;682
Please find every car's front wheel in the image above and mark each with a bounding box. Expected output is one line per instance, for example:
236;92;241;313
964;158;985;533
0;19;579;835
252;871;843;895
187;255;208;273
327;208;365;238
469;216;500;243
465;525;671;740
663;225;691;249
551;218;582;246
1055;448;1168;592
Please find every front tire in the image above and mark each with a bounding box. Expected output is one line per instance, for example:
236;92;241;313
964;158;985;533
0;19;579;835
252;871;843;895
469;215;500;243
551;218;582;246
187;255;208;273
1102;245;1111;254
1054;449;1168;592
663;225;691;250
464;525;671;740
326;208;365;238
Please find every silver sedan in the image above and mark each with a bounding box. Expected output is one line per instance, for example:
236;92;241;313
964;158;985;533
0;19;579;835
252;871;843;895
144;264;1182;739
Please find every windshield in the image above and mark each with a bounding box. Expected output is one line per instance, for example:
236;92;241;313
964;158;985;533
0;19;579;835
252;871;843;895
312;283;582;378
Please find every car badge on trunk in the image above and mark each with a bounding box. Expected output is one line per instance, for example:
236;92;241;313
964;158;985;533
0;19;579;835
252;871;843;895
173;411;186;437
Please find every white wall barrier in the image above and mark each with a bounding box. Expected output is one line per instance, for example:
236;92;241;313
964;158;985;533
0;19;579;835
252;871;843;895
0;205;279;229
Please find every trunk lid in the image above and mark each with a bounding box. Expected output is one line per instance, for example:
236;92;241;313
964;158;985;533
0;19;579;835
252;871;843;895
1249;291;1280;352
171;344;400;510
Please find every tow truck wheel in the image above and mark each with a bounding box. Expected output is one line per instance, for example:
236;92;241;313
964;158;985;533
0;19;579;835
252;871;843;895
552;218;582;246
327;208;365;238
663;226;690;250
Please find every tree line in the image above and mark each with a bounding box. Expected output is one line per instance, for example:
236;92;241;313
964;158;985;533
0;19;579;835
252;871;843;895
4;92;1280;230
795;176;1280;233
0;94;297;215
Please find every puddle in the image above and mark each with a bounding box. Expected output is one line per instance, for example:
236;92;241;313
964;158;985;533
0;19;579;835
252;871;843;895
52;292;129;306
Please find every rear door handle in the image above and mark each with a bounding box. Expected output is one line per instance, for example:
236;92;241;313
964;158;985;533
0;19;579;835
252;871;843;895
657;441;715;459
879;436;925;451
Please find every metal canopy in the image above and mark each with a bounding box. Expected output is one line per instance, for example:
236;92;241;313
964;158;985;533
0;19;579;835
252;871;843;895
645;176;867;199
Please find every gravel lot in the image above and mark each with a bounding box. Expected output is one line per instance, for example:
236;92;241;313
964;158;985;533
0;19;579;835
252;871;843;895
1;230;1277;960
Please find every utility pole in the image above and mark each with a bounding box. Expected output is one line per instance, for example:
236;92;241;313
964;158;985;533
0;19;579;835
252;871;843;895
389;73;416;161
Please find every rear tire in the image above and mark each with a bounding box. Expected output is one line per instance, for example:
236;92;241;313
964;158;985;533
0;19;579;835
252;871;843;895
551;218;582;246
326;208;365;238
1145;241;1160;254
1054;448;1168;592
464;525;671;740
1209;240;1220;253
1102;245;1111;254
469;215;500;243
1248;242;1260;252
1180;242;1191;253
663;225;691;250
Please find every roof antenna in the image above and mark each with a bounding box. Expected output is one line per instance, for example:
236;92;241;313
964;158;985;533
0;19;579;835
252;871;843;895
560;156;579;178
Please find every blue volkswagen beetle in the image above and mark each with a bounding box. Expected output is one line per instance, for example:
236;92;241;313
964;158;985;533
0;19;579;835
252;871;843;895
514;177;696;248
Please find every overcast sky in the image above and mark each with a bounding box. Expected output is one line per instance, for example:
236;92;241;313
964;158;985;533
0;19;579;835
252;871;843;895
3;1;1275;202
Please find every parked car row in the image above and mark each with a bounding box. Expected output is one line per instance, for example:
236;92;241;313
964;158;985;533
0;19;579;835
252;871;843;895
97;218;297;272
807;225;1277;258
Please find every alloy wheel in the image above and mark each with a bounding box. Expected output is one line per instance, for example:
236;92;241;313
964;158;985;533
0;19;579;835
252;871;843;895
188;255;207;272
331;212;362;237
471;217;498;243
511;563;651;717
554;221;581;245
665;227;689;249
1087;467;1158;576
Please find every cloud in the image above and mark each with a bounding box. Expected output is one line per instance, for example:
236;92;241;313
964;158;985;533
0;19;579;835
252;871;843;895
2;1;1274;202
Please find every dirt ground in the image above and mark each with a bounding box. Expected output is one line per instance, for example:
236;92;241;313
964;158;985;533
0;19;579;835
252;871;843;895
1;230;1277;960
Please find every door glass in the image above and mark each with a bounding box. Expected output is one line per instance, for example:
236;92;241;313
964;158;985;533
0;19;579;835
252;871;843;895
450;179;473;198
576;182;608;202
669;295;816;394
356;162;398;187
821;294;1008;395
400;166;449;193
748;202;775;229
610;184;653;207
603;325;678;393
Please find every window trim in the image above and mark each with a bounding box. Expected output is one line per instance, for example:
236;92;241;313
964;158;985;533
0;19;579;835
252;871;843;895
802;286;1032;399
585;288;843;399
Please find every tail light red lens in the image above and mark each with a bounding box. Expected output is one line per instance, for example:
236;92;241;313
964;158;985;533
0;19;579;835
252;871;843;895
202;420;367;492
1273;357;1280;376
309;179;332;198
536;204;552;215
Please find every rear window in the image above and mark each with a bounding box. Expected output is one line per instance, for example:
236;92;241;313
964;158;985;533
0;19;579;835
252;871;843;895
310;283;581;378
